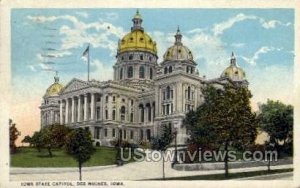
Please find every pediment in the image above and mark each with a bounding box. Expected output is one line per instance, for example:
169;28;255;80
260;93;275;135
60;78;89;94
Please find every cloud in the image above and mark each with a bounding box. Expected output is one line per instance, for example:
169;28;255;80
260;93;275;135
231;43;245;48
90;59;113;81
27;14;125;57
212;13;291;36
241;46;281;65
75;12;89;18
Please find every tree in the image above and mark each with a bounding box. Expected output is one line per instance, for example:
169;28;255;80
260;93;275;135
9;119;20;154
150;125;172;180
41;124;71;157
186;84;258;177
258;100;293;156
30;131;44;152
21;135;32;146
65;128;95;181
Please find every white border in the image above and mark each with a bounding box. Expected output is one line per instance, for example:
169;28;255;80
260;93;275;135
0;0;299;187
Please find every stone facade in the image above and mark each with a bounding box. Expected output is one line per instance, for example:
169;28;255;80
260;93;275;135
40;11;248;147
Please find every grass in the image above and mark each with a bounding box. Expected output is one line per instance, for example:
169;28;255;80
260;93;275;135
11;147;139;167
149;168;293;180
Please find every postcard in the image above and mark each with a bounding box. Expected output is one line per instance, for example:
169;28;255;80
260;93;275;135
0;0;299;187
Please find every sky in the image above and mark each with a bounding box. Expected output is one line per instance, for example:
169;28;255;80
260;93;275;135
11;8;294;144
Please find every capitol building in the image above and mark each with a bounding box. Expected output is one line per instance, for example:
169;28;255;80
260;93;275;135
39;11;248;146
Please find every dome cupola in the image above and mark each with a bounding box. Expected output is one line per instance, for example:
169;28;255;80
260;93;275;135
221;52;246;81
44;72;63;97
163;27;193;61
117;10;157;55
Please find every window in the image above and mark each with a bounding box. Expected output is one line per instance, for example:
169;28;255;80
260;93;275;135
122;98;125;103
96;96;101;102
106;96;109;103
150;68;153;79
120;68;123;79
140;55;143;60
163;91;166;100
166;86;171;99
120;106;126;121
105;110;108;119
96;107;100;120
127;66;133;78
140;107;144;122
131;99;134;106
171;90;173;99
140;129;144;140
113;96;116;102
166;104;170;115
130;130;134;139
164;67;168;74
123;130;127;139
112;128;115;137
169;66;172;73
94;127;100;139
146;129;151;140
104;128;107;137
191;67;194;74
112;110;116;120
148;106;151;122
186;66;189;73
130;112;133;122
139;66;145;78
129;55;133;60
188;86;191;100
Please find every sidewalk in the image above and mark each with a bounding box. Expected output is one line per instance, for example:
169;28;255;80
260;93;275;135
10;160;293;181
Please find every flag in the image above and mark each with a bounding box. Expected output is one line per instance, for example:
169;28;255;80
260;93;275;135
82;45;89;57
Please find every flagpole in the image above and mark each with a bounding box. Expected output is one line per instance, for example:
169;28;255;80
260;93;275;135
87;43;90;82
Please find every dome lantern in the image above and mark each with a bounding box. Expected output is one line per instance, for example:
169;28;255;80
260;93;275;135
131;9;144;32
44;72;63;97
175;26;182;45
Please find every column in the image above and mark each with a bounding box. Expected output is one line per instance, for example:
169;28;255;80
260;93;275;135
84;94;88;121
65;99;69;124
50;110;54;125
77;96;81;122
71;97;75;123
91;93;95;120
59;100;63;125
177;83;183;113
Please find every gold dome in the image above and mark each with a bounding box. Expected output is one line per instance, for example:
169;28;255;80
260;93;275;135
119;30;157;54
45;75;63;97
118;10;157;55
221;53;246;81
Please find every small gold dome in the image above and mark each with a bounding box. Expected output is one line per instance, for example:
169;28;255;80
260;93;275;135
221;53;246;81
45;75;63;97
119;30;157;54
118;10;157;55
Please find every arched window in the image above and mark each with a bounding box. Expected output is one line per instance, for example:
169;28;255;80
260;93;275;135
120;68;123;80
164;67;168;74
169;66;172;73
166;86;171;99
188;86;191;100
139;66;145;78
128;66;133;78
150;68;153;79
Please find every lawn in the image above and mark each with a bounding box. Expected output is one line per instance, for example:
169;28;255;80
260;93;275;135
11;147;138;167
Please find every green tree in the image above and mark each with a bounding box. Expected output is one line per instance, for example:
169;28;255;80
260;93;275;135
31;131;44;152
21;135;32;146
9;119;21;154
150;125;172;180
65;128;95;181
41;124;71;157
186;84;258;177
258;100;293;156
